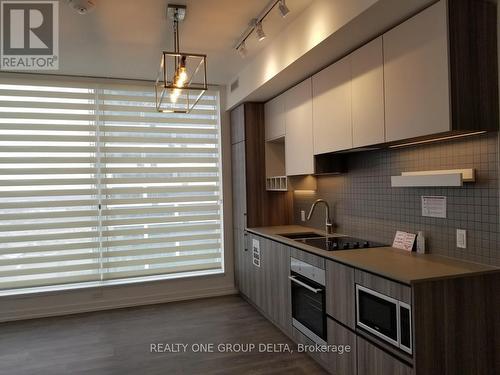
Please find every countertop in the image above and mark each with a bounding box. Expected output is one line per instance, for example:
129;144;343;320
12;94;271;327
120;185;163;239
246;225;499;285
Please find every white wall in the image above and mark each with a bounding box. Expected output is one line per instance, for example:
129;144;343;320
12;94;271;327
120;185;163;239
226;0;377;109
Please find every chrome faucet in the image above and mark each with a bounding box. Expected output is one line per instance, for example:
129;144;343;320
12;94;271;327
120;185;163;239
306;199;333;237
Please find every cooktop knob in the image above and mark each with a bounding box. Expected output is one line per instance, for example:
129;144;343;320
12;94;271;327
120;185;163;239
363;241;370;248
353;242;360;248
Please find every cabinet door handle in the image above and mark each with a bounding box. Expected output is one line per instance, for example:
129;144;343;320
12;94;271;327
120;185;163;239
288;276;322;294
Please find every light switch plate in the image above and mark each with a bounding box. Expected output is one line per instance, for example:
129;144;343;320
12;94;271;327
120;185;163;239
456;229;467;249
252;239;261;267
300;210;306;222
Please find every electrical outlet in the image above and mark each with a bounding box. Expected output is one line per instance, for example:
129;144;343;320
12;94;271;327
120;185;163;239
456;229;467;249
300;210;306;222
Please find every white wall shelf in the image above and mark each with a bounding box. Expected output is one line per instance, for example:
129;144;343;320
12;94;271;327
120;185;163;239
391;169;475;187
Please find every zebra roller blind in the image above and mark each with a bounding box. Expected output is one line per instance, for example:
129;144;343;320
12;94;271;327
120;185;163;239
0;76;223;294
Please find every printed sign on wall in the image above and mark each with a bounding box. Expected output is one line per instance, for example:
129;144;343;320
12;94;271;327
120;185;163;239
422;196;447;218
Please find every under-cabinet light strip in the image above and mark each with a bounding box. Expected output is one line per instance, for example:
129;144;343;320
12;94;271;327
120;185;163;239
389;131;486;148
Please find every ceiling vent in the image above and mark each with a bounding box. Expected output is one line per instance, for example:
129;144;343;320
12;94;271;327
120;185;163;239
230;79;239;93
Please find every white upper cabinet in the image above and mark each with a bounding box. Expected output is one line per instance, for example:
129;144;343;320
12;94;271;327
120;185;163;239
383;0;450;142
312;55;352;155
351;37;385;148
285;78;314;176
264;93;286;141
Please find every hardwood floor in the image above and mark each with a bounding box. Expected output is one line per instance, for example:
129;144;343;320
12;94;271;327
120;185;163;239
0;295;327;375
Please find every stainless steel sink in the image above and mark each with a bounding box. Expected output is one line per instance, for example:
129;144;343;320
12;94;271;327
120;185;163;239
279;232;324;240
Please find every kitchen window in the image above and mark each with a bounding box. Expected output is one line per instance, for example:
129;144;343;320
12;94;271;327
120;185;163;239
0;76;224;295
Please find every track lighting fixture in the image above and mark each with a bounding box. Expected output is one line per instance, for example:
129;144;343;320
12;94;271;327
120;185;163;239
278;0;289;18
254;20;266;42
234;0;292;58
237;41;248;58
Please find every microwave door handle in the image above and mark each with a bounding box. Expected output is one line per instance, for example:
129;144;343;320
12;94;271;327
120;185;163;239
289;276;322;294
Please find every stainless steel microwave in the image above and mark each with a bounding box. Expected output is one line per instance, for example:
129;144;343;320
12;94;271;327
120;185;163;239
355;284;412;354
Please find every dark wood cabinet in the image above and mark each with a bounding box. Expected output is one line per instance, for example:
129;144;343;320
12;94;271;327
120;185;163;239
290;316;357;375
231;102;294;304
230;103;293;229
325;318;357;375
290;247;325;269
357;336;413;375
355;269;411;304
243;233;292;335
231;141;246;232
412;273;500;375
265;238;292;334
326;261;355;329
230;105;245;144
235;231;257;303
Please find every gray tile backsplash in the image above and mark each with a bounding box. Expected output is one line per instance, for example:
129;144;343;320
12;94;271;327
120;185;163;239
294;133;500;266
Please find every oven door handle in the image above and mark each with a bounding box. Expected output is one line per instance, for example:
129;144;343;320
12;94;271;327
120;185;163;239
289;276;322;294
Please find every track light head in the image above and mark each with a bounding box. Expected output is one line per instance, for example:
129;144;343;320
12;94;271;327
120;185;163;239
254;20;266;41
278;0;289;17
237;42;248;58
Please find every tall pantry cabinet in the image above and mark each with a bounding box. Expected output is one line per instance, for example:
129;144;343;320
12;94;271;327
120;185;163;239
230;103;293;291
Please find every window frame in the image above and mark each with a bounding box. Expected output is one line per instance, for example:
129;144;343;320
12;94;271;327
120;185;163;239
0;73;226;297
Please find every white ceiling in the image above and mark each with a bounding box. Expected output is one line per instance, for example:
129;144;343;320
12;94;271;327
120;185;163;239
56;0;313;84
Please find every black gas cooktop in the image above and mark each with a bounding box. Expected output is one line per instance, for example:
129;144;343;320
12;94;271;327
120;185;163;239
295;236;387;251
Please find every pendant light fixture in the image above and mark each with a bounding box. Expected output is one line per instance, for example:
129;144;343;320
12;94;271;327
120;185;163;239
155;4;207;113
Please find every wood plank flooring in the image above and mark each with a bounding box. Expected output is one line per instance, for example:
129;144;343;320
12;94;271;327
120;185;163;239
0;295;327;375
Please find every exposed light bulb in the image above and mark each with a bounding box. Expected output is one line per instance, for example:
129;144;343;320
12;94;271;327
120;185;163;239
170;88;181;103
176;67;188;87
173;55;188;88
278;0;290;17
255;21;266;41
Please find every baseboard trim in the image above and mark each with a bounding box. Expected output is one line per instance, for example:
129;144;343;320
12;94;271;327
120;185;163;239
0;286;238;323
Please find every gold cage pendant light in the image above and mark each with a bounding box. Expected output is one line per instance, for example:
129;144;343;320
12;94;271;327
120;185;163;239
155;4;207;114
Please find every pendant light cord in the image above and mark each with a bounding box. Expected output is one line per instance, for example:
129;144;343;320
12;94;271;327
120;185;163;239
173;10;180;67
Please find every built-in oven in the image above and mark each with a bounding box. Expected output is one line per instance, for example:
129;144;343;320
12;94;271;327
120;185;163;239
356;284;412;354
289;257;326;345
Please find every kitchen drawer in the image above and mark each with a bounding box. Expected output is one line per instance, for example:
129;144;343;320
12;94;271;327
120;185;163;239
355;269;411;304
357;336;413;375
326;318;357;375
290;247;325;269
291;327;330;370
